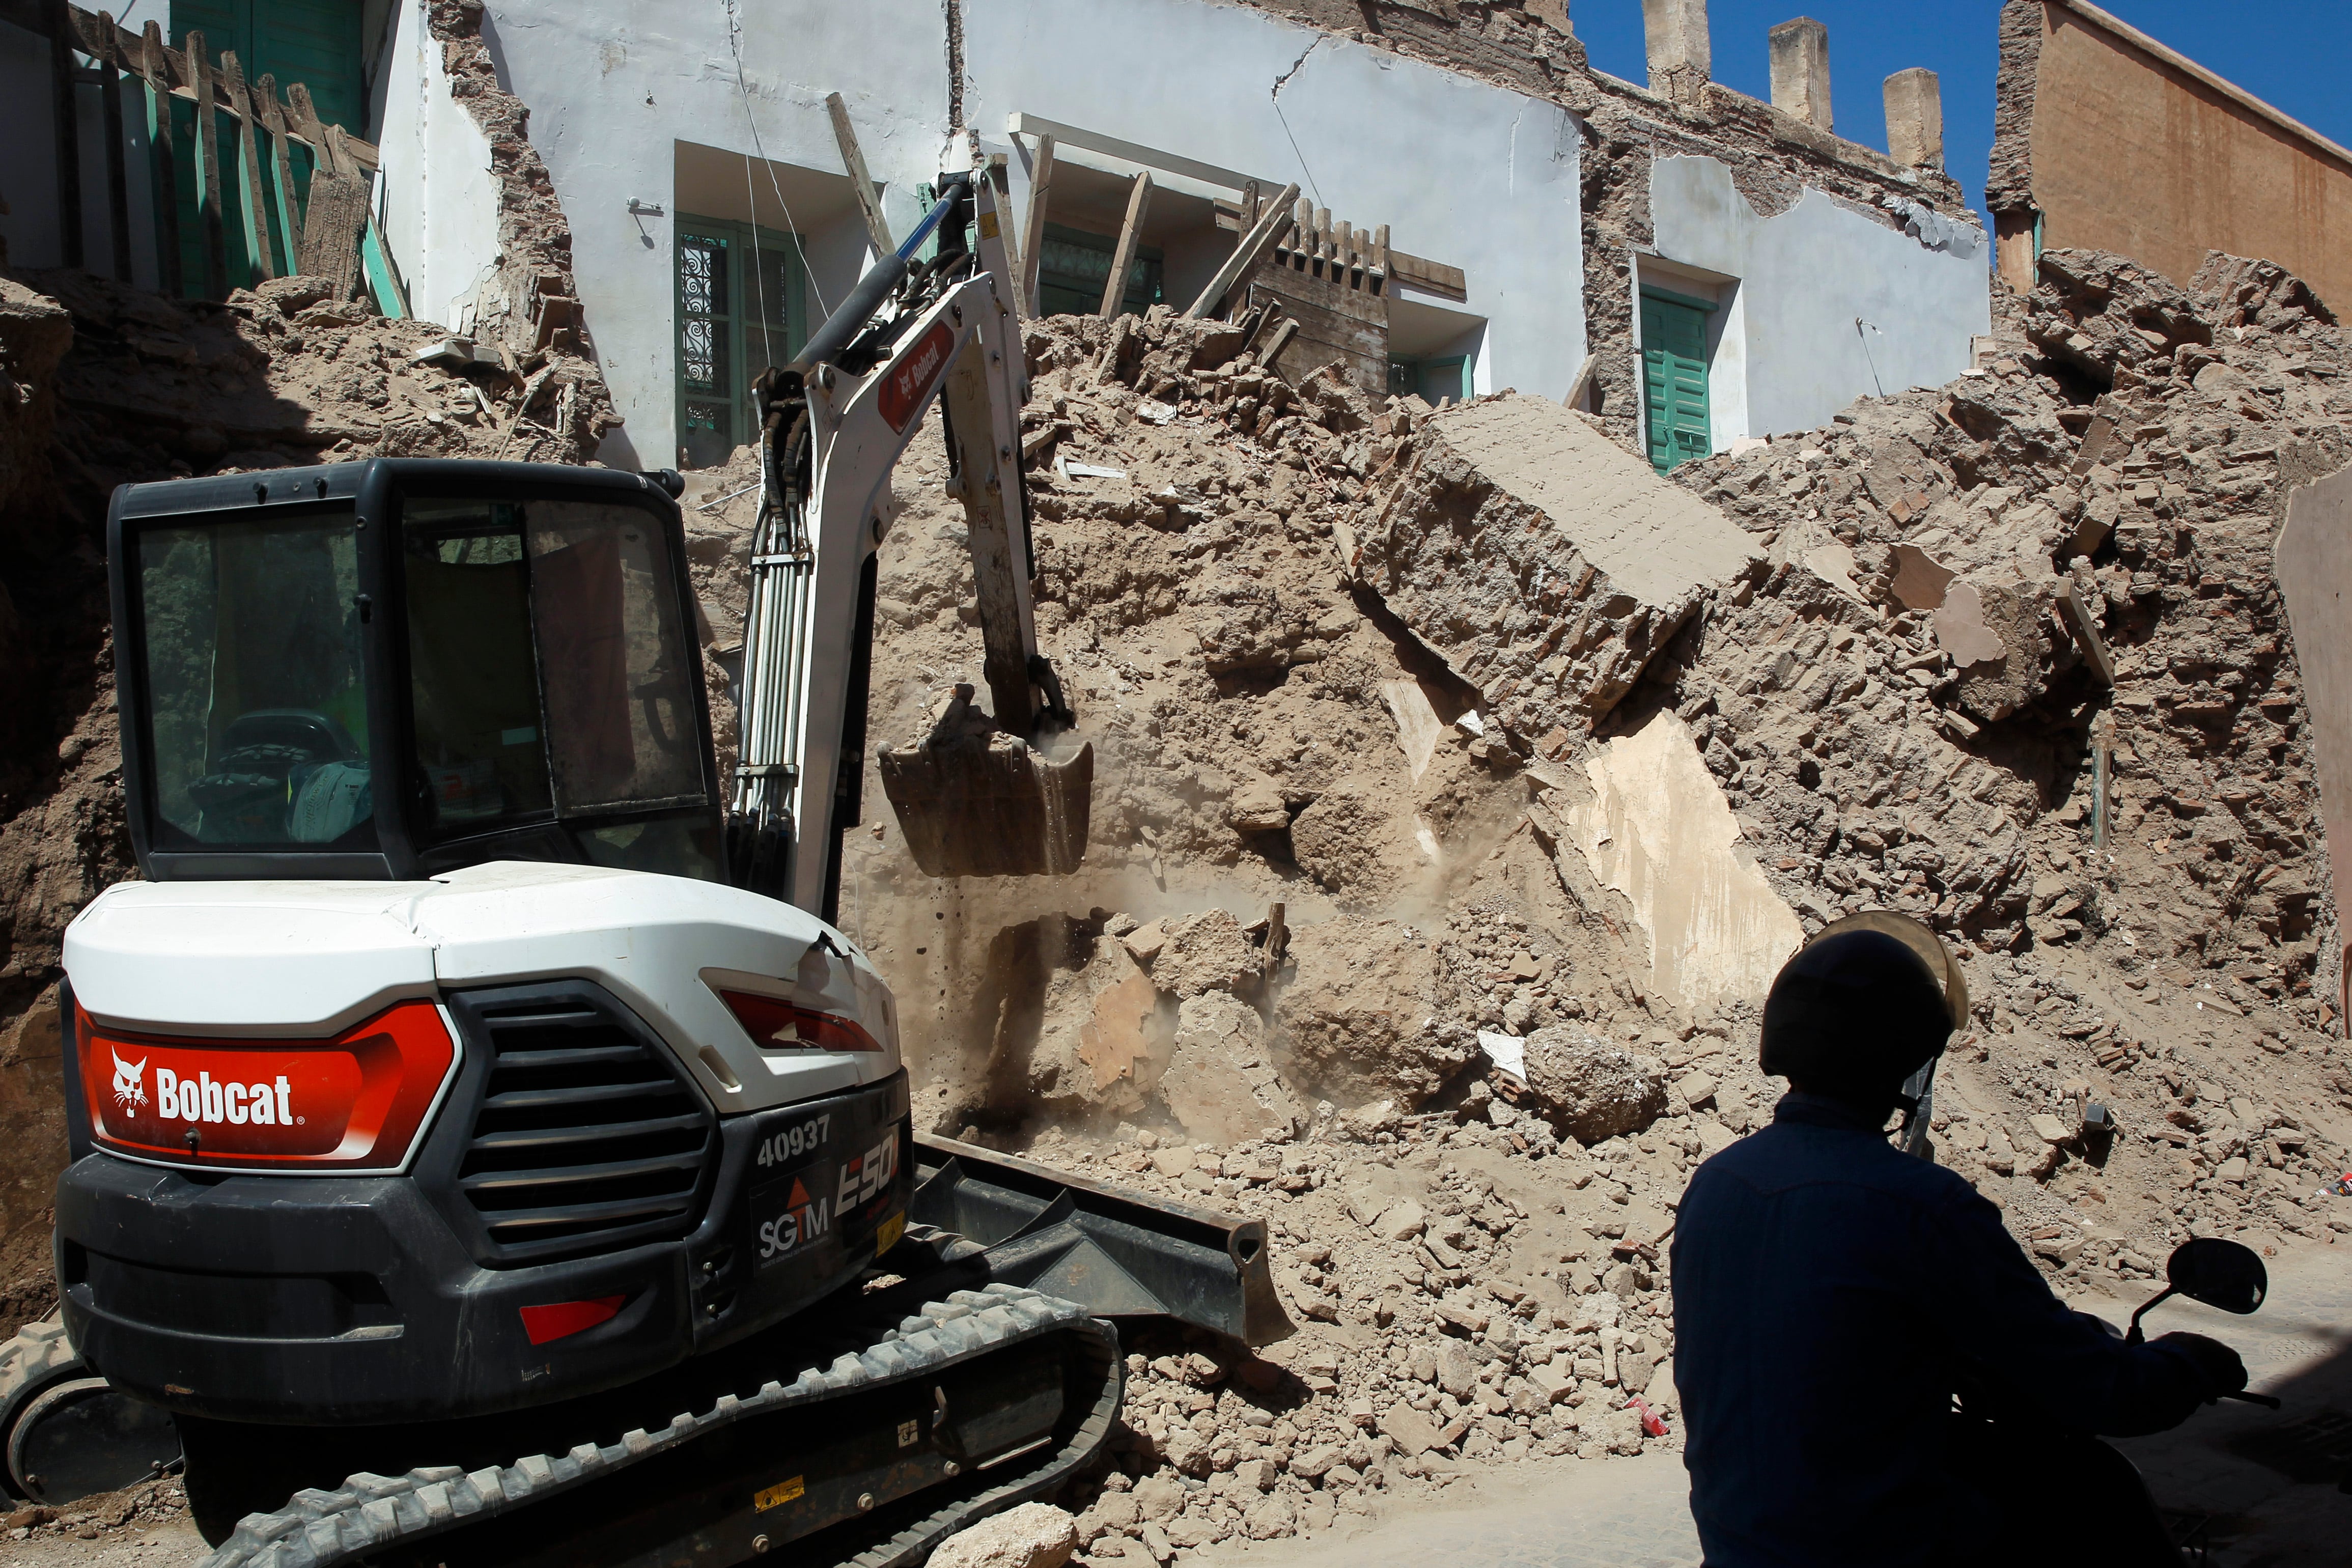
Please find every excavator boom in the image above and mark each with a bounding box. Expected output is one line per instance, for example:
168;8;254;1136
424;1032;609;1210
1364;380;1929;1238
730;173;1090;911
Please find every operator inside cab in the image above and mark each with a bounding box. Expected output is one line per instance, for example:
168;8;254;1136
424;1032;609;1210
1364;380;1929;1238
1671;913;2247;1565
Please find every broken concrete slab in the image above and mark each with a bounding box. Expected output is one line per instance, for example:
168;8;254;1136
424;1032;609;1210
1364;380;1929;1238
2275;460;2352;1017
1560;711;1804;1015
1522;1025;1668;1143
1160;990;1304;1142
1356;394;1762;735
1933;579;2006;666
1890;543;1956;610
1380;678;1445;779
1150;908;1259;999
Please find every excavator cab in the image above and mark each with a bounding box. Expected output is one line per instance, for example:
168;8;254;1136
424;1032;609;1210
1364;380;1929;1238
110;460;726;885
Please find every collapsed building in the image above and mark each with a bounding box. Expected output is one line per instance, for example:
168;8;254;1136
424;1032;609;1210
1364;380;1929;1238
0;0;2346;1559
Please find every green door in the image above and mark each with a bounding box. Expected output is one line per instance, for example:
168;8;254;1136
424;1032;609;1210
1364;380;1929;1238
1640;290;1713;473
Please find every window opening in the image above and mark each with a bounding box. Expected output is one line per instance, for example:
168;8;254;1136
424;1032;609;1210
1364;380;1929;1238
1035;221;1164;318
676;215;806;470
1387;355;1469;405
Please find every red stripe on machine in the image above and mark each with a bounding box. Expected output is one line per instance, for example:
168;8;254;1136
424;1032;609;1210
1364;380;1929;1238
877;321;955;433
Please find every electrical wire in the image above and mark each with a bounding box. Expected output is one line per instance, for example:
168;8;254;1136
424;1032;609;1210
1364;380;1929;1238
721;0;834;322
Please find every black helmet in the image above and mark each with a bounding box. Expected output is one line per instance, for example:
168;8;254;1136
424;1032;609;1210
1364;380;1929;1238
1760;911;1968;1111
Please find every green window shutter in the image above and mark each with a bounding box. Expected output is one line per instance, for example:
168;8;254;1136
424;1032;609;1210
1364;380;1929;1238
676;217;807;470
1640;292;1713;474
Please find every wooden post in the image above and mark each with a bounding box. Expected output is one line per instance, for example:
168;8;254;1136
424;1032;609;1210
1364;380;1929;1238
2059;580;2116;686
1183;180;1299;319
136;21;181;297
1370;222;1390;292
1312;207;1330;269
824;91;895;258
1291;198;1311;271
2091;713;2112;851
184;29;227;298
221;52;274;282
1018;133;1054;316
297;119;368;301
1263;902;1288;982
47;0;84;269
256;74;303;271
95;12;131;281
1097;171;1152;318
983;154;1023;321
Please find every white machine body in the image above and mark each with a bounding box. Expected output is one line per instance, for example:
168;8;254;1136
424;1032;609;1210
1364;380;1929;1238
64;861;901;1115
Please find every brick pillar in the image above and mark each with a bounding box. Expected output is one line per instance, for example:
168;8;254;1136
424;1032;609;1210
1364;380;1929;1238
1884;68;1944;170
1768;17;1832;132
1642;0;1710;108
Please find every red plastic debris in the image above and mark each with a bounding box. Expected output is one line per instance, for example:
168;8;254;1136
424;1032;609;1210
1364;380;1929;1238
1628;1395;1668;1438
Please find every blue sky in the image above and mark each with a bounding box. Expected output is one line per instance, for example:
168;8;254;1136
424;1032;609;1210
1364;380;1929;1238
1570;1;2352;232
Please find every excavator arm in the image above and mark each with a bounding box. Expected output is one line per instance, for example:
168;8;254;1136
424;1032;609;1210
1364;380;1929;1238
730;173;1090;918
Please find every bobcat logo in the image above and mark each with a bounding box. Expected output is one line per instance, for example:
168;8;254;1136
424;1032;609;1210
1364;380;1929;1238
110;1051;148;1112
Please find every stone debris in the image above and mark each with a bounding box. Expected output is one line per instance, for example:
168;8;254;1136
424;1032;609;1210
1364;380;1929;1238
929;1502;1079;1568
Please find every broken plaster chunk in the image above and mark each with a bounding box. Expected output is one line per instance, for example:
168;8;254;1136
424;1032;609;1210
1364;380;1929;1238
1804;541;1867;603
1889;544;1957;611
1121;920;1168;962
1932;579;2006;667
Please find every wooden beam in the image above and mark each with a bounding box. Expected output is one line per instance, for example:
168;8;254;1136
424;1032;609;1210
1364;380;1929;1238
1018;133;1054;316
95;10;130;281
825;91;894;258
1184;179;1299;319
136;20;181;296
297;122;367;300
983;154;1023;321
47;0;83;269
1388;251;1467;301
2060;580;2115;686
1003;110;1271;198
1097;171;1152;318
256;73;303;270
220;51;274;282
1564;352;1599;412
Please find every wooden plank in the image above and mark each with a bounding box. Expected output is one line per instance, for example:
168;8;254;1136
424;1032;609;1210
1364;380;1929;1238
1183;179;1298;320
2059;579;2115;686
1564;351;1599;412
824;91;895;258
982;154;1022;321
95;10;130;281
1389;250;1467;301
184;29;227;297
135;21;180;296
286;83;336;171
47;0;83;268
297;122;367;301
256;74;303;271
1097;171;1152;318
220;51;274;282
1003;110;1271;198
1017;133;1055;316
1249;267;1387;396
1371;223;1389;281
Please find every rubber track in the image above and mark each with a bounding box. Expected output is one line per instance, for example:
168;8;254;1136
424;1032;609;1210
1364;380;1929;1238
197;1284;1121;1568
0;1317;87;1504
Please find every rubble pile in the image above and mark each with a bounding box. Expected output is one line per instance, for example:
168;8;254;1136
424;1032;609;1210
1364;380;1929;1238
824;249;2352;1561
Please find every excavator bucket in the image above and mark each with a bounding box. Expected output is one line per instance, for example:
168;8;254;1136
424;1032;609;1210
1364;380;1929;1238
878;732;1094;878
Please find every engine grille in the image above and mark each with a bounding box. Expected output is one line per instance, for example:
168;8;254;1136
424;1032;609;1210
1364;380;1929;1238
455;993;715;1265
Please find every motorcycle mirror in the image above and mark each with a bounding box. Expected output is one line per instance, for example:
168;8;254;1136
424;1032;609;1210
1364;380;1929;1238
2165;1237;2267;1315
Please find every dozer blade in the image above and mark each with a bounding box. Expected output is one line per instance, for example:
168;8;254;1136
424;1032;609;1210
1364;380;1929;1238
878;734;1093;878
907;1136;1295;1349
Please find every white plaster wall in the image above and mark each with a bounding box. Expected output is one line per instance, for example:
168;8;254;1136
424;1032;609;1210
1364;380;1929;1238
1649;155;1989;438
963;0;1584;400
477;0;949;466
376;1;501;333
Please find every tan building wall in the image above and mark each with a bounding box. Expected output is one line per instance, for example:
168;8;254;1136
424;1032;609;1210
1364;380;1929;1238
1987;0;2352;313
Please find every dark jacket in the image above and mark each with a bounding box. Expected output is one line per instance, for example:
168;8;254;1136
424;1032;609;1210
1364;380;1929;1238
1671;1093;2211;1567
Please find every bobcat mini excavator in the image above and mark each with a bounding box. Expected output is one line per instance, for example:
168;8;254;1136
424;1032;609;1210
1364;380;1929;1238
7;173;1285;1565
